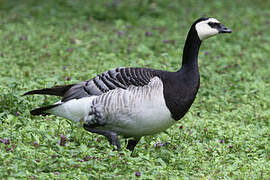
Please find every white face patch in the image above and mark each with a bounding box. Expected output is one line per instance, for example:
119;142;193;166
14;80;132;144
195;18;220;40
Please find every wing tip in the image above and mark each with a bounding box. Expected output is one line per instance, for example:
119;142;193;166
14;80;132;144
30;104;61;116
23;90;36;96
23;84;75;97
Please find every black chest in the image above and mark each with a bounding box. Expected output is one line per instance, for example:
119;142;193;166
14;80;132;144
159;70;200;120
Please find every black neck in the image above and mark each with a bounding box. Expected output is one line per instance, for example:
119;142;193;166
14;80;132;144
161;18;208;121
180;25;201;70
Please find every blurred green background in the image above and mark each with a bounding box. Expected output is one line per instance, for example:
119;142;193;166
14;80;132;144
0;0;269;179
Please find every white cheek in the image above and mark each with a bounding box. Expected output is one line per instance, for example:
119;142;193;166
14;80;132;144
195;23;219;40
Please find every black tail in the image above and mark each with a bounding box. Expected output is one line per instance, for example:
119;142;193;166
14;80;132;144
23;84;75;97
30;104;61;116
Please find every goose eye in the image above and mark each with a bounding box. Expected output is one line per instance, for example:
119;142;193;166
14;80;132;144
208;22;221;29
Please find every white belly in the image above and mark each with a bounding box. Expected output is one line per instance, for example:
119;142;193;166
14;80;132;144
93;77;176;137
50;77;176;138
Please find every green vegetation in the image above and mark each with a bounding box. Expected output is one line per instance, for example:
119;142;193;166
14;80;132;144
0;0;269;179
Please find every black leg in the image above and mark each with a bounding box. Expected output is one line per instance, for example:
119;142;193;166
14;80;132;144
83;124;121;150
126;138;141;151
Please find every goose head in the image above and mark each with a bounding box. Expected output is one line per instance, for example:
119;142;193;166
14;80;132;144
194;17;232;41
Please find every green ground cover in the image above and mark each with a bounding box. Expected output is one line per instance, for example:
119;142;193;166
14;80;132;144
0;0;269;179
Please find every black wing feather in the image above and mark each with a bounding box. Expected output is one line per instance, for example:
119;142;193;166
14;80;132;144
23;84;74;96
24;67;158;102
61;67;156;102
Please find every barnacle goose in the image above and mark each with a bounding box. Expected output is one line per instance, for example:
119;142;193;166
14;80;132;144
24;17;231;151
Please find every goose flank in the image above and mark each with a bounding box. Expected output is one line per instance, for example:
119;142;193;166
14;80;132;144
24;17;232;151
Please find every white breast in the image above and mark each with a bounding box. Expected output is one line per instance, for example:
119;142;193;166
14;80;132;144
91;77;175;137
